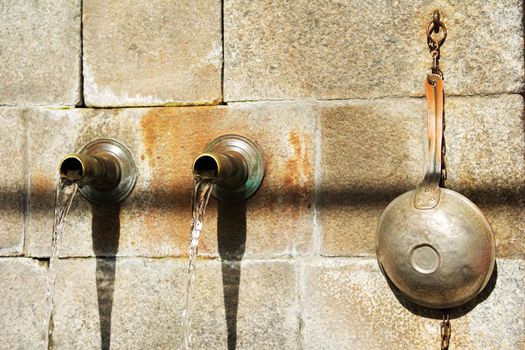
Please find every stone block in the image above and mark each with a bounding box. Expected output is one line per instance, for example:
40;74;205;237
132;102;315;258
318;99;426;256
26;102;315;258
83;0;222;107
319;95;525;258
445;95;525;258
0;109;26;255
302;258;525;350
0;258;47;350
224;0;523;101
51;258;297;349
0;0;81;105
26;107;144;257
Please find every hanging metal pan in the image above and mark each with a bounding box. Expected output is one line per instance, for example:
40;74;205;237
376;73;495;309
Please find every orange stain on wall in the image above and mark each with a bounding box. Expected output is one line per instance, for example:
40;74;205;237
282;131;314;218
139;107;226;255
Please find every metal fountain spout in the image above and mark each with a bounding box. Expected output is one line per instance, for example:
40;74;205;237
192;134;264;201
58;138;137;204
60;153;119;189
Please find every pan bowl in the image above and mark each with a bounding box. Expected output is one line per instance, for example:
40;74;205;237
376;188;495;309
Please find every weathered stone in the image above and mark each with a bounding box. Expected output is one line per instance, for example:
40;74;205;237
26;107;144;257
135;102;315;258
0;0;81;106
224;0;523;101
51;258;297;349
319;95;525;258
26;102;315;258
83;0;222;107
302;258;525;350
319;99;426;256
0;109;25;255
445;95;525;258
0;258;47;350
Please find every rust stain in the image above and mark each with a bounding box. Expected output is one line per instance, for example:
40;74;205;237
286;131;301;185
282;131;313;219
140;108;184;249
32;171;53;193
31;171;55;208
139;106;226;253
140;110;160;167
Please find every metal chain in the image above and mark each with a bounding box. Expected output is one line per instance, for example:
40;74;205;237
427;10;447;76
441;112;447;187
427;9;447;187
428;12;451;347
441;312;451;350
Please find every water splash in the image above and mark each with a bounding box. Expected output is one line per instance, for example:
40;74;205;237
180;177;215;350
42;179;78;349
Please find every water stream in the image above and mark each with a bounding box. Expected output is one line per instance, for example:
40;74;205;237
42;179;78;349
180;177;215;350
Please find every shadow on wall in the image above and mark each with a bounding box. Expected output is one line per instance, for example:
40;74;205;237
92;203;121;350
10;182;524;215
383;262;499;320
317;185;525;209
217;200;247;350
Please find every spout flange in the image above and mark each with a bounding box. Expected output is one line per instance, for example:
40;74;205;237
76;139;137;204
202;135;264;201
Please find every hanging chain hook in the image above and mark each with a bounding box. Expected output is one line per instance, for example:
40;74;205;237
433;11;441;33
427;10;447;76
427;10;447;53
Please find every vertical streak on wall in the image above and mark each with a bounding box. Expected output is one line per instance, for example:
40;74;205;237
220;0;225;102
22;110;30;255
312;103;322;255
78;0;85;107
294;260;305;350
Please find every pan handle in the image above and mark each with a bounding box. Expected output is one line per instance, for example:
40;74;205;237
414;73;444;210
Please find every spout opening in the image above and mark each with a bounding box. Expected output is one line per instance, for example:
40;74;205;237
59;156;85;183
193;154;219;180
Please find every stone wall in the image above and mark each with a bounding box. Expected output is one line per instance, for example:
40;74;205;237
1;1;524;349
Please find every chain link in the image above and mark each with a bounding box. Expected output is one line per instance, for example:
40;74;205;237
427;10;447;65
440;312;451;350
427;10;447;187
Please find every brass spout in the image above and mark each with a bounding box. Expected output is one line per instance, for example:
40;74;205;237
193;135;264;201
192;152;246;188
58;139;137;205
59;153;120;191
